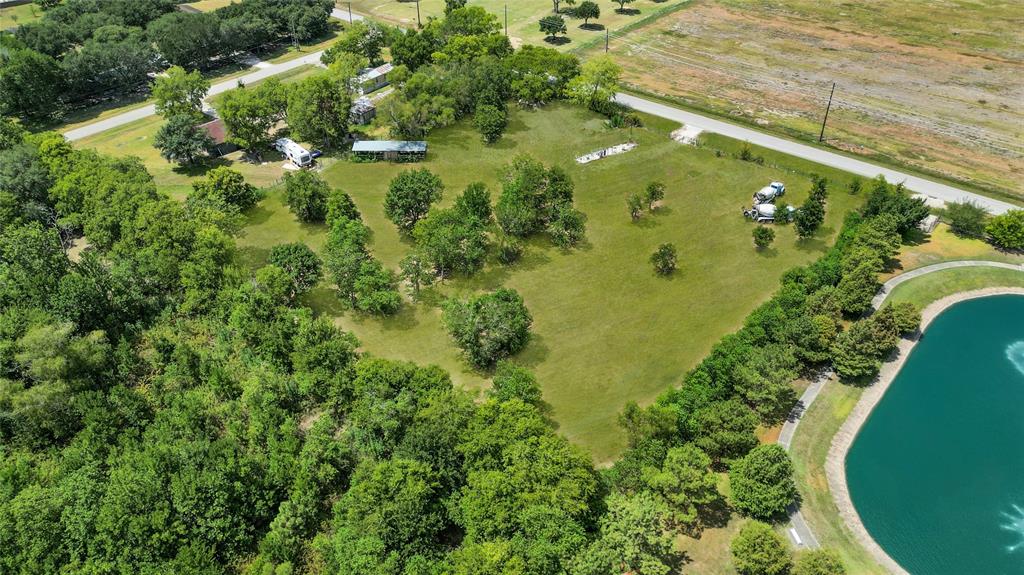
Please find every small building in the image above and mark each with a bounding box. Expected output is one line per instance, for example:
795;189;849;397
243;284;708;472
351;140;427;162
198;116;237;157
918;214;940;233
350;97;376;125
355;63;393;95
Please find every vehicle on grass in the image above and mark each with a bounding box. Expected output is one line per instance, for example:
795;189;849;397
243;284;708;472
274;138;313;167
743;202;795;223
754;181;785;204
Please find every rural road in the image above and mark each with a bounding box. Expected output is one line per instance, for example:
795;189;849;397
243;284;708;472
62;9;364;142
778;370;831;551
616;93;1019;215
59;9;1015;218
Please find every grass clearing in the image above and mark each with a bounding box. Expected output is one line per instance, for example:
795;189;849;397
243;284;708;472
346;0;689;50
1;3;43;27
237;103;865;461
590;0;1023;199
886;267;1024;309
883;223;1024;279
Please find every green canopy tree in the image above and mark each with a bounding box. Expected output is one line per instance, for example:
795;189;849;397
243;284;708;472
153;114;213;166
152;66;210;120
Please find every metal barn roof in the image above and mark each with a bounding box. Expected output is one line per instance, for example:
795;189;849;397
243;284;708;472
351;140;427;153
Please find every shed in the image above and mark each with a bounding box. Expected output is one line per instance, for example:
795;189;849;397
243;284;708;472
350;97;376;125
918;214;940;233
355;63;393;95
198;116;237;157
351;140;427;162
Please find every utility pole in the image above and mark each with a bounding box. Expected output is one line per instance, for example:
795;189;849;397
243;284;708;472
818;82;835;142
416;0;422;28
348;2;353;23
605;29;609;53
505;4;508;37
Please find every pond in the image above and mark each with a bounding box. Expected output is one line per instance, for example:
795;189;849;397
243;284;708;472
847;295;1024;575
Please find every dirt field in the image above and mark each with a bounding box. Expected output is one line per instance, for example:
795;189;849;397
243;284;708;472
592;0;1024;199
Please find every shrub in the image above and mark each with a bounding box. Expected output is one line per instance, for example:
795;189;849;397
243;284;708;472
986;209;1024;250
731;521;792;575
792;549;846;575
645;181;665;210
944;200;988;238
474;104;508;144
651;243;677;276
753;226;775;249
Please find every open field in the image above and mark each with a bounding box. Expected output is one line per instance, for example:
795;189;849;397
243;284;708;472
233;104;866;461
887;266;1024;308
346;0;689;50
590;0;1024;200
0;2;43;28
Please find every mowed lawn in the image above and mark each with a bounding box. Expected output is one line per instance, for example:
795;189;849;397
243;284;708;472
347;0;688;50
240;103;864;461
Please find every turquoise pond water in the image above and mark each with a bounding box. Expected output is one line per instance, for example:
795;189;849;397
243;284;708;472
847;295;1024;575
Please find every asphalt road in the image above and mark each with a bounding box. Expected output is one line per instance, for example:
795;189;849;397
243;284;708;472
62;9;364;142
615;93;1018;215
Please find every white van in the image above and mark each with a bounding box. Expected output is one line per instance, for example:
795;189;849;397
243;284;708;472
274;138;313;167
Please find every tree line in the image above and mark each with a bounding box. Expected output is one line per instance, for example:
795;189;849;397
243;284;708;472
0;0;333;120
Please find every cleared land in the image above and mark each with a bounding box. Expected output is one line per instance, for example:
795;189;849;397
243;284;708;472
592;0;1024;200
237;105;865;461
346;0;689;50
0;3;42;28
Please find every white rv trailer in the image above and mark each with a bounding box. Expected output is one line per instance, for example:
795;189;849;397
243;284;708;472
274;138;313;167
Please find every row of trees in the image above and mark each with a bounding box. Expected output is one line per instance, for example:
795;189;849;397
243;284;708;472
0;0;332;119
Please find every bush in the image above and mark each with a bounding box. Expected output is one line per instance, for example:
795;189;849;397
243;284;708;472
651;243;677;276
443;288;532;368
729;444;797;520
944;200;988;238
986;209;1024;250
753;226;775;249
792;549;846;575
731;521;792;575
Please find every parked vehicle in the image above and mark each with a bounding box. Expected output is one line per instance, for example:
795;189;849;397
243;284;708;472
754;181;785;204
743;202;795;223
274;138;313;167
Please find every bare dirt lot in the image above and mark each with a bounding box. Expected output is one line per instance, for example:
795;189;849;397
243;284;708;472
593;0;1024;199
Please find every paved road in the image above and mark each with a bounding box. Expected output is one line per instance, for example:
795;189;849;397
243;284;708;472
63;9;364;142
779;370;831;550
615;93;1019;215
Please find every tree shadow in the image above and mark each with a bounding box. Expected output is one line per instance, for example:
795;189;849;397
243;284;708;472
754;246;779;258
243;203;275;226
697;497;733;530
580;23;605;31
543;36;572;46
632;215;661;228
614;7;641;15
514;332;551;370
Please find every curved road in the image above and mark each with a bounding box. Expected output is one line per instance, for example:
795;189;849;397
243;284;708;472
615;93;1018;215
782;259;1024;562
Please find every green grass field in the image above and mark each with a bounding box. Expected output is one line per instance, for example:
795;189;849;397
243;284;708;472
887;267;1024;309
233;104;865;461
346;0;689;50
0;3;43;28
